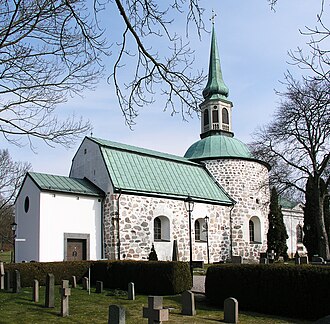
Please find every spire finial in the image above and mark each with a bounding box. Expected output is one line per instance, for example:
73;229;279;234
210;9;217;25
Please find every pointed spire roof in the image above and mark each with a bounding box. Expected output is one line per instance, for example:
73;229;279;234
202;24;229;100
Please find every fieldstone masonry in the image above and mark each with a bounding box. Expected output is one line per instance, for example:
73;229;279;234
104;193;230;263
205;159;269;261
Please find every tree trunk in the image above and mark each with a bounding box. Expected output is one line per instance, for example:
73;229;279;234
318;195;330;260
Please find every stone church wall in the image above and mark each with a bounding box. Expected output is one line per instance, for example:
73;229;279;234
204;159;270;261
103;193;233;263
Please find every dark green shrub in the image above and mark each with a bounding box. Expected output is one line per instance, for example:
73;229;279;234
205;264;330;320
4;260;191;295
92;260;191;295
4;261;91;286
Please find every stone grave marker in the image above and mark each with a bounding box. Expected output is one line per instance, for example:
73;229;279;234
60;280;71;317
4;271;10;291
33;279;39;303
259;258;268;264
71;275;77;288
181;290;196;316
300;256;309;264
311;255;325;265
232;256;243;264
13;270;21;293
143;296;169;324
96;280;103;294
82;276;89;290
45;273;55;308
108;305;126;324
224;297;238;324
0;262;4;290
128;282;135;300
267;250;275;263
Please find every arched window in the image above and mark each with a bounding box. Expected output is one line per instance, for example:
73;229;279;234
212;106;219;123
297;225;303;243
154;216;170;241
249;220;255;242
249;216;261;243
195;220;201;241
154;217;161;240
222;108;229;124
194;218;207;242
203;109;209;126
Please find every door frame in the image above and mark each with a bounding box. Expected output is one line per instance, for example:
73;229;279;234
64;233;90;261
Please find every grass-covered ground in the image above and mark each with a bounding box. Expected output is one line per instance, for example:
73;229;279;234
0;285;312;323
0;251;12;264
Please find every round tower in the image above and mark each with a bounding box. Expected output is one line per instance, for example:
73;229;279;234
185;23;270;261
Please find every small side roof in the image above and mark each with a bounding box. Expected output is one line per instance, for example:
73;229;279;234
90;137;234;206
28;172;104;197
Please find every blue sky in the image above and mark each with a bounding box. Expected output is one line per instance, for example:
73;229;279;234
4;1;323;176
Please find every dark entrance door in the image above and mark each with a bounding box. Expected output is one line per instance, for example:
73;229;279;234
66;239;87;261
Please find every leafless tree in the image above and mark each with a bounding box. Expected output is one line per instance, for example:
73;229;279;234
110;0;206;126
1;0;207;147
0;149;30;249
0;149;30;210
251;75;330;258
268;0;329;84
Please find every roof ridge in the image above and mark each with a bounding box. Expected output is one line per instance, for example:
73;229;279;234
89;136;199;166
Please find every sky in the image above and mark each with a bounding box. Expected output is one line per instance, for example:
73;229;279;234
3;0;324;176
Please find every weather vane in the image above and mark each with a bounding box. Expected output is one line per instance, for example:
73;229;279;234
210;9;217;25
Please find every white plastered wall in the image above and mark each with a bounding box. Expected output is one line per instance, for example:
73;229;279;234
70;138;111;193
39;192;102;262
15;176;40;262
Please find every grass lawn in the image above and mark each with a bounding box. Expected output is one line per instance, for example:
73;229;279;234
0;285;312;324
0;251;12;264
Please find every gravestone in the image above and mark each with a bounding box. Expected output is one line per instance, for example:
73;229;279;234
33;279;39;302
82;277;89;290
96;281;103;294
143;296;169;324
311;255;325;265
172;240;178;261
224;297;238;324
0;262;4;290
300;256;309;264
232;256;243;264
267;250;275;264
60;280;71;317
13;270;21;293
181;290;196;316
108;305;126;324
128;282;135;300
4;271;10;291
71;275;77;288
45;273;55;308
259;258;268;264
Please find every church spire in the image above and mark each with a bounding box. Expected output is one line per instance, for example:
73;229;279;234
202;24;229;100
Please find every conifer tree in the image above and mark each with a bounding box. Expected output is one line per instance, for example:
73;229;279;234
267;187;289;259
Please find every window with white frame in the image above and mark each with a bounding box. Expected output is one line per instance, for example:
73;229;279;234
153;216;170;241
194;218;207;242
249;216;261;243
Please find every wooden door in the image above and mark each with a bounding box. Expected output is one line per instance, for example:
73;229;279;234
66;239;87;261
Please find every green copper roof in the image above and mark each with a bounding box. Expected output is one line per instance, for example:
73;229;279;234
202;25;229;100
279;197;300;209
184;135;253;161
28;172;104;197
90;137;233;205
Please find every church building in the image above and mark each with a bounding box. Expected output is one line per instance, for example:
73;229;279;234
15;24;273;263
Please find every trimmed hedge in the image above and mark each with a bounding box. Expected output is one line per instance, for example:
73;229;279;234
4;260;191;295
91;260;191;295
4;261;91;286
205;264;330;320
